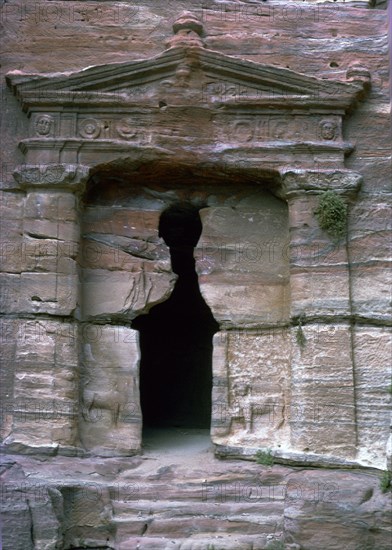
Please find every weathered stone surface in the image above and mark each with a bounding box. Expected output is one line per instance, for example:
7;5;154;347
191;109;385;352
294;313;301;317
1;445;391;550
79;324;142;456
3;320;79;452
0;2;390;546
0;272;78;316
196;202;290;327
0;191;24;273
287;193;352;319
289;323;357;458
350;265;392;323
353;326;392;469
24;191;77;221
283;467;392;550
0;318;18;441
81;267;176;321
211;329;291;451
1;235;78;274
348;196;392;323
1;459;63;550
13;164;90;190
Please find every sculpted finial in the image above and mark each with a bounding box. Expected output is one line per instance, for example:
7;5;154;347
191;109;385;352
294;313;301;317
166;11;205;49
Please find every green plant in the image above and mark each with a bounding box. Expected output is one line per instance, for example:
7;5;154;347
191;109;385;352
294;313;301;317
296;324;306;349
255;449;274;466
315;190;347;240
266;540;285;550
380;470;391;493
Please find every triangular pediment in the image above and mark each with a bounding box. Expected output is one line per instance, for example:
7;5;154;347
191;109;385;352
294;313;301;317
5;11;371;170
7;44;368;112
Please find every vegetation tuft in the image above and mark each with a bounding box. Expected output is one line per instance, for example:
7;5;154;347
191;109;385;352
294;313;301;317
315;190;347;240
256;449;274;466
296;324;306;349
380;470;391;493
265;541;285;550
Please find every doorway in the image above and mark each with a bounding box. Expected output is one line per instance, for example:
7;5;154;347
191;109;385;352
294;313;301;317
132;202;219;430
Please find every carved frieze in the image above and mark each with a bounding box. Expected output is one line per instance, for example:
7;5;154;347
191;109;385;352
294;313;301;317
214;114;342;144
7;10;369;176
26;110;344;151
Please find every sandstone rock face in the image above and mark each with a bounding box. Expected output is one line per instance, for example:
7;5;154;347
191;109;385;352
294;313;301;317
3;319;79;453
1;450;391;550
211;329;291;450
196;201;290;328
79;324;141;457
0;0;391;547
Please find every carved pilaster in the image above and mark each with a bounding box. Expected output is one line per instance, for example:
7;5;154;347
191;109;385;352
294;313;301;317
282;170;359;459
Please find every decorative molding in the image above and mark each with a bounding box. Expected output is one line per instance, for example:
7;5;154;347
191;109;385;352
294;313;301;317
280;169;363;199
13;164;90;190
6;12;369;189
6;12;369;114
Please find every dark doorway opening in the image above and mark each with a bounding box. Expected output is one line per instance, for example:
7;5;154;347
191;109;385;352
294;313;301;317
132;203;219;429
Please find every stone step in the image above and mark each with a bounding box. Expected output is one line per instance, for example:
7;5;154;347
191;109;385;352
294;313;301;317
112;499;284;516
112;499;282;544
113;514;280;537
116;534;281;549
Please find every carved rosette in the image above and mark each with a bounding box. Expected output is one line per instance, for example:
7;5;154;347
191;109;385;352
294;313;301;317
78;118;101;139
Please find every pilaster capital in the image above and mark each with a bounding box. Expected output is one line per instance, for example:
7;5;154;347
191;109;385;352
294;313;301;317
280;169;362;200
13;163;90;192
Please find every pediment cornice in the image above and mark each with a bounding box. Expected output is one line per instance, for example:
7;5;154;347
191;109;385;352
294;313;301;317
6;12;370;114
5;12;370;170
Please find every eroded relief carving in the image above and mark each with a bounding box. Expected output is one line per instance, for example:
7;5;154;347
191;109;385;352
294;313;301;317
215;115;341;145
34;114;54;136
319;119;338;141
230;381;254;433
232;121;254;142
13;164;89;188
116;118;136;140
79;118;102;139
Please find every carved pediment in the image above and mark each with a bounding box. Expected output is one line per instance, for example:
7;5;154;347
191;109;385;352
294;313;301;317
6;11;370;168
7;10;369;112
7;44;369;111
